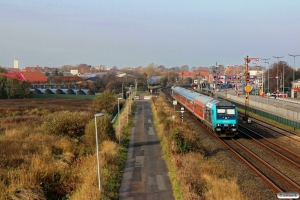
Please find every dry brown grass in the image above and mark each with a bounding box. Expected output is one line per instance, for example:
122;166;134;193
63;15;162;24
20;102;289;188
151;95;248;200
0;98;94;114
0;98;131;200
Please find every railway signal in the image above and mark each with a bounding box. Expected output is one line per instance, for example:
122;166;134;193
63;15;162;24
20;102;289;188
243;56;259;123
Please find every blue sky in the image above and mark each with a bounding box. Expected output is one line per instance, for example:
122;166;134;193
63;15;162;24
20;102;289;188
1;0;300;69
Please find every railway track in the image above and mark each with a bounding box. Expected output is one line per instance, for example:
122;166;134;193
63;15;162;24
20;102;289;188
239;113;300;143
235;128;300;192
158;89;300;196
238;124;300;165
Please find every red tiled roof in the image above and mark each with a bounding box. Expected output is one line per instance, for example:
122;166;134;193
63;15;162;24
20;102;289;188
176;72;196;77
19;71;47;83
4;73;26;82
199;71;210;77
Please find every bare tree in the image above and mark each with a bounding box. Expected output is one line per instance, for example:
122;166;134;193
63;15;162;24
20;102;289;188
180;65;189;72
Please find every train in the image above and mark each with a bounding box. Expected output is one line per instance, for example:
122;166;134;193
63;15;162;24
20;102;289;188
171;86;238;137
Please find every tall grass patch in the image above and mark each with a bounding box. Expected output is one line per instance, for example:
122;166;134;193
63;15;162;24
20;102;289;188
0;95;136;200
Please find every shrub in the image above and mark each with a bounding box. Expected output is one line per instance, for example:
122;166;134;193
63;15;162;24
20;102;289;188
92;90;116;114
55;89;65;94
82;114;116;154
33;89;42;94
170;129;194;154
44;89;54;94
86;90;95;95
76;89;85;95
66;89;75;94
42;111;90;137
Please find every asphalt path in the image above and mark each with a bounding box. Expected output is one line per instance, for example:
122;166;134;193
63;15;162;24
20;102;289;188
119;101;175;200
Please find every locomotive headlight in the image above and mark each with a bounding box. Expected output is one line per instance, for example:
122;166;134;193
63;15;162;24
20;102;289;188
232;128;237;132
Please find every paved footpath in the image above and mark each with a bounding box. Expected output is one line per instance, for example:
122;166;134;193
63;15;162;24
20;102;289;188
119;101;175;200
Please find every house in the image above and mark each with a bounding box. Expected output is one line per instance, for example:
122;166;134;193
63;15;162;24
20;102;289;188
24;66;43;72
116;72;127;77
176;72;196;78
19;71;47;83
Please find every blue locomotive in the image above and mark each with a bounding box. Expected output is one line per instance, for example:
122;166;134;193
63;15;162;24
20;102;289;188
171;86;238;137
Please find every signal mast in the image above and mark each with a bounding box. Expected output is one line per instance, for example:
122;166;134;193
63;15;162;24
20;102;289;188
243;56;259;123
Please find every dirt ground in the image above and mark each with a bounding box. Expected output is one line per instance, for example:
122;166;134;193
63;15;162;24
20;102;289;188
0;98;94;113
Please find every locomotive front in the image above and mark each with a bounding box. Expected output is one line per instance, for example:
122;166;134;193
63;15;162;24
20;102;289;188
212;100;238;137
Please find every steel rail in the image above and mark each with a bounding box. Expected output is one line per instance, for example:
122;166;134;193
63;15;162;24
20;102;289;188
239;129;300;169
231;138;300;191
239;124;300;160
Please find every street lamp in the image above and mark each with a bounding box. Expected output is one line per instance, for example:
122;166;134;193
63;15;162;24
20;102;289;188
121;82;125;99
126;91;129;124
265;62;270;104
252;63;259;95
118;98;123;144
281;61;284;95
273;56;284;92
288;54;300;98
265;62;270;94
129;85;133;113
94;112;104;192
261;58;270;94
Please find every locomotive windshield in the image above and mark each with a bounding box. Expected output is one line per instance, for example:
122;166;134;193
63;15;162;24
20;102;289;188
217;108;235;115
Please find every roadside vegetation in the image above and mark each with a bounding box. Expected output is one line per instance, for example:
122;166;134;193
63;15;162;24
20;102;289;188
151;94;247;200
0;90;135;200
0;74;30;99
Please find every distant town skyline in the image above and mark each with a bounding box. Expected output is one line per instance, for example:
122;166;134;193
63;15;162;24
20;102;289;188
1;1;300;69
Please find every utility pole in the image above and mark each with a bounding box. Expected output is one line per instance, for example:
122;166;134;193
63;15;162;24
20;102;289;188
260;58;270;94
288;54;300;98
273;56;284;92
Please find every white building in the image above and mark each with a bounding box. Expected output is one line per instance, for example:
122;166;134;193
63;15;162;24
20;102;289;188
14;59;19;69
71;70;80;75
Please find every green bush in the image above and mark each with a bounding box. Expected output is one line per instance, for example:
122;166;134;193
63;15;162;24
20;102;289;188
82;114;116;154
44;89;54;94
86;89;95;95
66;89;75;94
170;128;194;154
76;89;85;95
33;89;42;94
42;111;90;137
55;89;65;94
